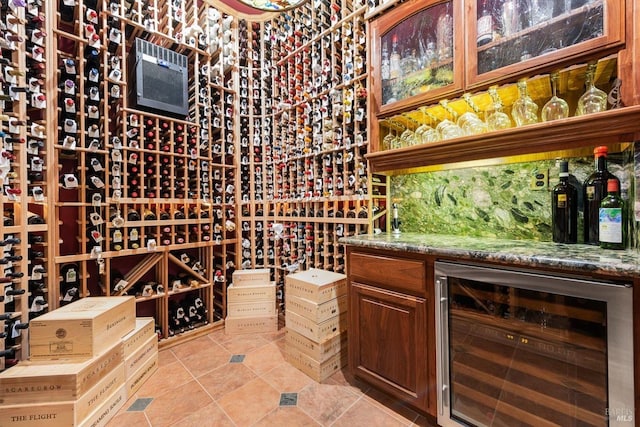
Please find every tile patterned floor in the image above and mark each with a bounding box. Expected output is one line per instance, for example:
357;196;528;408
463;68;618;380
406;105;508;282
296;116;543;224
108;327;436;427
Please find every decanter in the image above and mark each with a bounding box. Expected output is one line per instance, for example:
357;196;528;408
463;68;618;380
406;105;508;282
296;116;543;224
575;61;607;116
541;71;569;121
485;86;512;131
511;79;538;126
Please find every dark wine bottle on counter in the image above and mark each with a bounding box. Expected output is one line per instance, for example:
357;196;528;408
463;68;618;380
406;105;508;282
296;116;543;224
583;146;619;245
599;179;625;250
552;161;577;243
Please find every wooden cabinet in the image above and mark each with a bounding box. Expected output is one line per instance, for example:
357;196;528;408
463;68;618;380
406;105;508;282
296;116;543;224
366;0;639;173
466;0;625;87
347;247;435;415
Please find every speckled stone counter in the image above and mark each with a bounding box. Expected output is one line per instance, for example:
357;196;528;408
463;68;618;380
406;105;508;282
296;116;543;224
339;232;640;278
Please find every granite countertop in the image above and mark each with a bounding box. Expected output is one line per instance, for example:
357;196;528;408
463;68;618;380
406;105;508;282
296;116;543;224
339;232;640;278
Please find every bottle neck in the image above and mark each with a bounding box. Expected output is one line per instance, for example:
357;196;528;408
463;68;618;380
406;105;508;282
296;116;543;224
595;155;607;171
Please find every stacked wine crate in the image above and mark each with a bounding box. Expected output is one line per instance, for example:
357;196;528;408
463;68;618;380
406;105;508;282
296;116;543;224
284;268;348;381
225;269;277;334
0;297;158;427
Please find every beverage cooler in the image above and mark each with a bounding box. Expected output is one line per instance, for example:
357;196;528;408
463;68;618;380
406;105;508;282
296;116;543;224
434;261;634;427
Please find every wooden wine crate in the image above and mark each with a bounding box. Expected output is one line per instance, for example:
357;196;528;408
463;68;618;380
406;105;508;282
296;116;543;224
125;351;159;398
285;294;347;323
224;315;278;334
124;334;158;378
77;384;127;427
30;297;136;361
0;342;124;405
227;282;276;302
0;364;125;427
227;300;276;317
285;269;347;304
285;343;347;382
285;310;347;342
285;329;347;362
232;269;270;287
122;318;156;359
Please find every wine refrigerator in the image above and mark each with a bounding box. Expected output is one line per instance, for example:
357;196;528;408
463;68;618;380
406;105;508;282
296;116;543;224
435;261;634;427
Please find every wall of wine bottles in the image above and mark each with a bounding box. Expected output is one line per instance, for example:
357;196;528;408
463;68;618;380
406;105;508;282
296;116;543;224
50;0;241;344
237;0;387;316
0;0;386;365
1;0;51;370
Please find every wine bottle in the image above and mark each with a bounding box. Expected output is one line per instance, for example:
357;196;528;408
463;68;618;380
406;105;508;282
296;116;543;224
59;0;75;22
583;146;619;244
599;179;625;249
143;208;157;220
128;227;140;249
110;228;124;251
477;0;494;46
127;207;140;221
27;211;45;224
551;161;577;243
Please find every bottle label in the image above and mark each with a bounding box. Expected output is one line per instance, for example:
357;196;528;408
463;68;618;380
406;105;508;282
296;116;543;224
585;185;595;201
599;207;622;243
477;15;493;44
556;194;567;208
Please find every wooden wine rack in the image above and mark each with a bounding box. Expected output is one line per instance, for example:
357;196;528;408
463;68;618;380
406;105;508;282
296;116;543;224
0;0;54;369
238;0;387;316
0;0;389;365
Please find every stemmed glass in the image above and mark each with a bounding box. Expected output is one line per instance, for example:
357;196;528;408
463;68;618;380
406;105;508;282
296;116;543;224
575;61;607;116
511;79;538;126
541;71;569;121
437;99;465;140
457;93;488;135
485;86;512;131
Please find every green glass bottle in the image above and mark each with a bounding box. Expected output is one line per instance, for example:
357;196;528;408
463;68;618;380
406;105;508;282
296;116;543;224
599;179;624;250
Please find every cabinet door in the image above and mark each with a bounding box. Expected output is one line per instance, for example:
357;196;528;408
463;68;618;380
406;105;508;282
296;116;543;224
466;0;624;87
349;281;429;412
369;0;464;117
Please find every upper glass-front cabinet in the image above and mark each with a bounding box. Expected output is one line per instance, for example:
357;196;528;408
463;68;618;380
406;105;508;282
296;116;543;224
468;0;624;87
370;0;464;115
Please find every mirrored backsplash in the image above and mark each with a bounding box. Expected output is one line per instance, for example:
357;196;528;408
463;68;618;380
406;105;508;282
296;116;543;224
390;144;634;243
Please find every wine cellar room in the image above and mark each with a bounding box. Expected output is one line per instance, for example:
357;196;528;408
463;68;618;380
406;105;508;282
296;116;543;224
2;0;640;426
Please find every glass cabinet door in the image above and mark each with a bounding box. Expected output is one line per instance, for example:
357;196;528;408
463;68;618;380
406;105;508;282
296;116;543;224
467;0;624;87
370;0;464;115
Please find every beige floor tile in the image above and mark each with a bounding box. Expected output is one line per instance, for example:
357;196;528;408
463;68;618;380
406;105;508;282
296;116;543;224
325;367;370;396
254;406;322;427
158;348;178;367
215;332;271;354
297;381;360;425
196;362;258;400
108;410;151;427
216;377;280;426
261;361;315;393
179;343;231;377
136;360;193;397
331;398;410;427
168;402;235;427
170;335;217;360
243;342;287;376
145;380;213;427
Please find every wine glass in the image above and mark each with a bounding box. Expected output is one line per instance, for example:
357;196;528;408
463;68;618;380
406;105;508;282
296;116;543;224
485;86;512;131
511;79;538;126
457;93;488;135
575;61;607;116
542;71;569;121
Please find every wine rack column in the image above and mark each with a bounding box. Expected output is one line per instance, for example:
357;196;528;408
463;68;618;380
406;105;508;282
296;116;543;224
205;8;238;322
1;0;51;367
259;0;373;298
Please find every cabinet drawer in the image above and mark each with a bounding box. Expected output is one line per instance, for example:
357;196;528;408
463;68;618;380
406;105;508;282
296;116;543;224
349;252;426;295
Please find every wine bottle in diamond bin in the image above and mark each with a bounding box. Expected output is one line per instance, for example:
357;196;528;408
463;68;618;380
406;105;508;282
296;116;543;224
552;161;577;243
583;146;619;244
